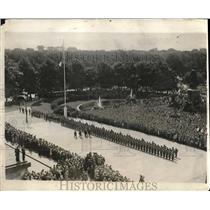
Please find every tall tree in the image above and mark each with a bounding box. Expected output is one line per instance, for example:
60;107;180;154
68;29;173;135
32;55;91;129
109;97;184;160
124;62;139;92
150;61;177;91
135;61;153;89
97;62;114;88
84;66;97;89
112;62;127;87
39;58;59;95
166;53;185;76
18;57;37;94
5;57;22;98
70;60;85;90
184;69;202;89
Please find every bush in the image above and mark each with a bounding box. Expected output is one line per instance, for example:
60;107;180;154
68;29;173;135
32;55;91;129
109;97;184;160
49;89;160;110
31;99;43;106
5;101;13;106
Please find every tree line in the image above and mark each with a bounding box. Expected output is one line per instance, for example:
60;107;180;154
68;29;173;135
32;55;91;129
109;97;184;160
5;47;206;97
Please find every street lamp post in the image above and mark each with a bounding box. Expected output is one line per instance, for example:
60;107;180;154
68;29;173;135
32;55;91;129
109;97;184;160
25;101;28;123
63;41;67;118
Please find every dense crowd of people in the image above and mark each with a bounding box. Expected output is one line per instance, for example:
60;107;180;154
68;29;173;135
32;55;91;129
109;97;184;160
33;88;207;152
5;122;129;181
31;110;178;161
66;99;207;151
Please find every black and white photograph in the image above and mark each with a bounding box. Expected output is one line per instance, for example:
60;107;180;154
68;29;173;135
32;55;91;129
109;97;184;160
0;19;208;190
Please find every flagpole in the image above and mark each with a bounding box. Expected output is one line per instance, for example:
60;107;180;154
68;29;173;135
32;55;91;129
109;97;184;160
63;40;67;117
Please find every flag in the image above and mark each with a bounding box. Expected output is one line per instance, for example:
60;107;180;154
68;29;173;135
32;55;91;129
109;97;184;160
58;61;62;67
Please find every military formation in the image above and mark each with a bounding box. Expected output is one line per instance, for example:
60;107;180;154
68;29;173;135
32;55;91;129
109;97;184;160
74;129;91;139
93;127;178;161
5;122;129;181
32;110;179;161
73;124;178;161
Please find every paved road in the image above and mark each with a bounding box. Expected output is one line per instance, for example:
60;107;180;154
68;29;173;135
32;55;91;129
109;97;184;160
5;106;206;182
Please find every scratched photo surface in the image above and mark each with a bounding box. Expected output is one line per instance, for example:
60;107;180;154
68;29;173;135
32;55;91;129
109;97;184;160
0;19;208;190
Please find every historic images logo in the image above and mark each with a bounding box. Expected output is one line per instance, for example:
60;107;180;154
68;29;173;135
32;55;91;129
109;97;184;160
59;181;158;191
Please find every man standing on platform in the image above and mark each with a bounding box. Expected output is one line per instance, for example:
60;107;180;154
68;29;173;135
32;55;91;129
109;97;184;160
15;146;20;162
22;147;26;162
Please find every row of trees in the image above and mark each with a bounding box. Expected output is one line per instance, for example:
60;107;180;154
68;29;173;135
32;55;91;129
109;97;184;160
5;48;206;97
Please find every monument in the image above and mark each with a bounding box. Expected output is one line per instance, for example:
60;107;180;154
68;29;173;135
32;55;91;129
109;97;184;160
186;69;202;106
130;88;133;98
126;88;137;104
97;96;103;108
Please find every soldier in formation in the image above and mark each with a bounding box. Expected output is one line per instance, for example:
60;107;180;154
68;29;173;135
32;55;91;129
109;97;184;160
59;115;178;161
20;110;179;161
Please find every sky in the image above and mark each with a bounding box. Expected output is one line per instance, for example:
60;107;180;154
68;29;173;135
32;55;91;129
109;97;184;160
3;19;208;51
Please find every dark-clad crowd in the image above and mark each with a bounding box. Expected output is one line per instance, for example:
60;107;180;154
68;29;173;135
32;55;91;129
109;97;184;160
67;99;206;151
32;110;178;161
5;123;129;181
